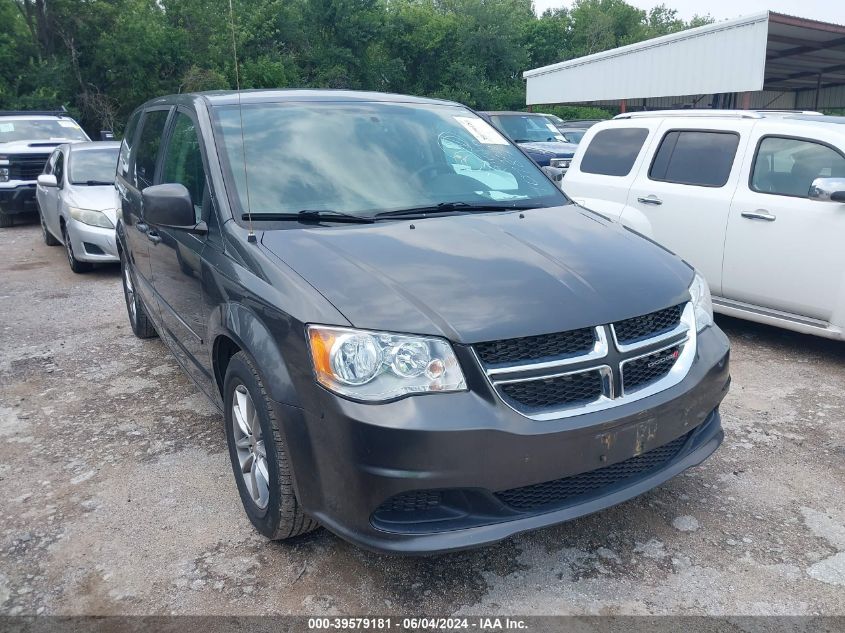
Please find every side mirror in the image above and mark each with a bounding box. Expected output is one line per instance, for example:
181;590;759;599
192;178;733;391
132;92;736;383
809;177;845;202
37;174;58;188
142;183;196;228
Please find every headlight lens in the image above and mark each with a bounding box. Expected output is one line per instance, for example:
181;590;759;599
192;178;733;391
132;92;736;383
69;207;114;229
0;167;9;182
307;325;466;401
550;158;571;169
689;272;713;332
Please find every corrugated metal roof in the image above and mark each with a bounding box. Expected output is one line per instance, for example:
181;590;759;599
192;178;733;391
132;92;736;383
524;11;845;108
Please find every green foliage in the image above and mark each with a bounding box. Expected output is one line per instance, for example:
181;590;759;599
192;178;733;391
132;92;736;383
2;0;711;133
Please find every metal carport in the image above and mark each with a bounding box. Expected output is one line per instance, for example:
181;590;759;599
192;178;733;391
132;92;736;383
523;11;845;111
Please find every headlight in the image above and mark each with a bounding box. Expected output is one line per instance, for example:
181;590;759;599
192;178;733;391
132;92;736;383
0;167;8;183
69;207;114;229
307;325;466;402
689;272;713;332
550;158;571;169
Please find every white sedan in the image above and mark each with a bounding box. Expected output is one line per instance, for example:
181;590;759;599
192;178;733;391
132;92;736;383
36;141;121;272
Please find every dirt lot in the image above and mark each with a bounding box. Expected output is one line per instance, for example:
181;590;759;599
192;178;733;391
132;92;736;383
1;222;844;616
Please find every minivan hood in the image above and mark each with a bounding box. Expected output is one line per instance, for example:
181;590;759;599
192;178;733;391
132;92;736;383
260;207;692;344
66;184;119;224
517;141;577;157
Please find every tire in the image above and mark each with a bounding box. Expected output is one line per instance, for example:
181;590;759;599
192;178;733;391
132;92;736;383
224;351;318;540
62;224;93;273
39;209;59;246
0;211;12;228
120;251;157;339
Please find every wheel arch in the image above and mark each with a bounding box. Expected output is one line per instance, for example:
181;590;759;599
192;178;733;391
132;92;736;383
209;303;301;408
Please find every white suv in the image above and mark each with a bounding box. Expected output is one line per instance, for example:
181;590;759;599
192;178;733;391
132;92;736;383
563;110;845;341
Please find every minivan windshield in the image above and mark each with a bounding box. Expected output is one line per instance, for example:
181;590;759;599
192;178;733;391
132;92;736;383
0;119;89;143
69;147;119;185
212;102;567;219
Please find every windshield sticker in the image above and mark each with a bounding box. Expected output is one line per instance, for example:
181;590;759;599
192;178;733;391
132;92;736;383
0;123;14;133
58;120;80;128
454;117;508;145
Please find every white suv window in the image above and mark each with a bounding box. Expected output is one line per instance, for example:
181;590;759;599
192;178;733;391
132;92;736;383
750;136;845;199
580;128;649;176
649;130;739;188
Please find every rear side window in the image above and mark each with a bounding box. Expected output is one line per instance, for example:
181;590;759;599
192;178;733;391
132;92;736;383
580;128;649;176
649;130;739;187
133;109;170;190
751;136;845;198
117;110;141;181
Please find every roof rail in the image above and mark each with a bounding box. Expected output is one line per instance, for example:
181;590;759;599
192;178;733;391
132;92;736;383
0;107;69;117
614;110;763;120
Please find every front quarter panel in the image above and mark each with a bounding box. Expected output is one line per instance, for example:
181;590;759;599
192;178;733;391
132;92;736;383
202;224;351;407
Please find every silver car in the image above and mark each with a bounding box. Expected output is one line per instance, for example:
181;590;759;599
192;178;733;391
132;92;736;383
36;141;120;272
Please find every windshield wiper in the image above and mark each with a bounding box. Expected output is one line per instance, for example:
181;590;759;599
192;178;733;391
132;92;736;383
376;201;538;219
78;180;114;186
241;209;375;224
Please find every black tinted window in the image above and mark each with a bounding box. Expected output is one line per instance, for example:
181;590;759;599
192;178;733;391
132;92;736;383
161;112;206;222
133;109;169;189
118;110;141;180
580;128;649;177
751;136;845;198
649;130;739;187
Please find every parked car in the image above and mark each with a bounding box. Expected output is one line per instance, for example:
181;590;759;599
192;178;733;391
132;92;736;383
0;109;90;227
564;109;845;341
36;141;121;272
544;115;599;144
480;111;578;172
117;90;729;554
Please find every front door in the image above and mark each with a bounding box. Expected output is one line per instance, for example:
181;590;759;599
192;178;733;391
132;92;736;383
722;133;845;322
148;108;214;395
37;150;61;236
118;107;171;310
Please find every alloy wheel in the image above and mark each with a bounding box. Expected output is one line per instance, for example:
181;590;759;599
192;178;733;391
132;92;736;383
231;383;270;509
122;262;137;324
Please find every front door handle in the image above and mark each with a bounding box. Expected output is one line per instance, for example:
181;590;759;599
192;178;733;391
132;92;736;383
147;229;161;244
637;195;663;206
741;210;776;222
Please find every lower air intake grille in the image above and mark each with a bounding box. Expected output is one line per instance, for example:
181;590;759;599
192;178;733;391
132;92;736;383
499;369;603;411
474;327;596;365
622;346;681;393
380;490;442;513
494;432;690;511
613;304;683;345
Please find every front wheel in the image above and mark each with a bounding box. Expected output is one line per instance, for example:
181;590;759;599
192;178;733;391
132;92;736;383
62;225;93;273
120;252;157;339
224;351;318;540
0;211;12;228
40;210;59;246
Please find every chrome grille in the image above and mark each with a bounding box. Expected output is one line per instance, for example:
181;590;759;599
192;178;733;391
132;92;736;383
474;327;596;365
8;154;51;181
475;303;695;420
499;368;605;412
612;304;683;347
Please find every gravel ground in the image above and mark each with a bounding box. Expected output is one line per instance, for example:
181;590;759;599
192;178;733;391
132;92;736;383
1;222;844;617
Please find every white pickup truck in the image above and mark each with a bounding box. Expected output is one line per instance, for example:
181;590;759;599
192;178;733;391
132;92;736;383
563;110;845;341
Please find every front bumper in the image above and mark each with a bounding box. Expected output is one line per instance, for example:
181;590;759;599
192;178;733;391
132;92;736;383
275;325;730;554
0;184;37;214
66;218;119;262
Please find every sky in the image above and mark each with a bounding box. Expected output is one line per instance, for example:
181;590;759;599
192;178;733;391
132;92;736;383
533;0;845;25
